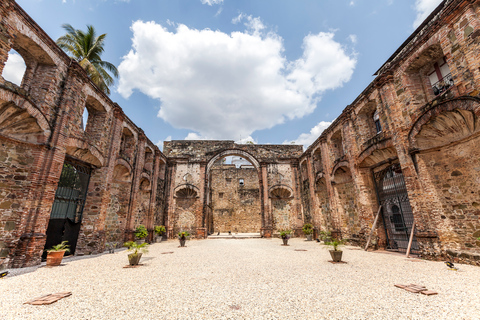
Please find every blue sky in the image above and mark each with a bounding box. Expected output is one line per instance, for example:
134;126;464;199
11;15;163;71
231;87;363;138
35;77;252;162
7;0;442;149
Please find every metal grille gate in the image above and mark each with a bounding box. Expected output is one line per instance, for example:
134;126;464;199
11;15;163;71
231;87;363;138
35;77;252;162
373;163;419;254
43;158;91;258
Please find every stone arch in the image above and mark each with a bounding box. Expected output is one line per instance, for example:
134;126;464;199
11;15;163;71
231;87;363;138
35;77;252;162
206;149;260;174
332;165;353;184
119;126;136;164
115;158;132;175
65;137;104;167
356;100;381;140
330;129;345;161
312;146;323;174
409;97;480;150
205;149;263;235
143;146;154;173
4;31;58;104
139;174;151;190
358;138;397;168
0;88;51;144
113;164;131;183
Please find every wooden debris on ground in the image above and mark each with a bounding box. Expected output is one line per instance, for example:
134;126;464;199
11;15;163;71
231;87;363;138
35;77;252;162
161;252;174;254
395;284;437;295
25;292;72;305
294;249;307;251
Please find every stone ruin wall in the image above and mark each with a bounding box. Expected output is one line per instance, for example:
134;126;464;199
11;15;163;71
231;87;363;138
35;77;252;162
299;0;480;265
163;141;303;238
0;0;168;269
210;165;261;233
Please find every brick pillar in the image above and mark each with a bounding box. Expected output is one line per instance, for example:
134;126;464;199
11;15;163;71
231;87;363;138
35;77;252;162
125;132;146;238
165;164;177;239
260;163;272;237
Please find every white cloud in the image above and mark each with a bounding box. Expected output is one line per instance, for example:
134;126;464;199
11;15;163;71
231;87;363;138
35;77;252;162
118;18;356;140
413;0;442;28
235;136;256;144
284;121;332;149
155;136;171;151
201;0;223;5
2;51;26;86
348;34;357;44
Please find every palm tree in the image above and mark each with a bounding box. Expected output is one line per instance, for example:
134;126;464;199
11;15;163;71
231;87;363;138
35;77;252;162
56;24;118;95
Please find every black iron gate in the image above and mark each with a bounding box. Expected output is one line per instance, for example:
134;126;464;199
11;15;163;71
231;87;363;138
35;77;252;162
373;163;419;254
43;158;91;259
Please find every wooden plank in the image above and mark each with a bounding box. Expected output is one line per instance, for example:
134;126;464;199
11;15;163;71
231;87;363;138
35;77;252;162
405;222;416;258
421;290;438;296
365;205;382;251
25;292;71;305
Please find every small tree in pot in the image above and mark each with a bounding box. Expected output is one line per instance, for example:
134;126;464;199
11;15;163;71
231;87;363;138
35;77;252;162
123;241;149;266
178;231;190;247
154;225;166;243
46;241;70;267
134;225;148;244
324;238;347;262
279;230;291;246
302;223;314;241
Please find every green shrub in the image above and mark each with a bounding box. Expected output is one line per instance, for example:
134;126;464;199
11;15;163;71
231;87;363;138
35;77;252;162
279;229;291;239
154;225;166;235
302;223;314;235
178;231;190;240
47;241;70;253
135;225;148;239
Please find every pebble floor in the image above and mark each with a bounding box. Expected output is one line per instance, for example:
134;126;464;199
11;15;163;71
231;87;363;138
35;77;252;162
1;238;480;319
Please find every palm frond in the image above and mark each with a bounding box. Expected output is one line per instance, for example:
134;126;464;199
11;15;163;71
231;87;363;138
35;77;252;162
56;23;118;95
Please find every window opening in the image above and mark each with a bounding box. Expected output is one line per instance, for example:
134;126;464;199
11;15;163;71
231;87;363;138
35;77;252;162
2;49;26;86
219;192;224;199
428;57;453;96
373;111;382;134
239;178;244;186
82;107;89;131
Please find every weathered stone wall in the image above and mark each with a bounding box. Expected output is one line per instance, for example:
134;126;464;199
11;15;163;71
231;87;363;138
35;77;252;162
300;0;480;265
0;1;168;269
210;165;261;233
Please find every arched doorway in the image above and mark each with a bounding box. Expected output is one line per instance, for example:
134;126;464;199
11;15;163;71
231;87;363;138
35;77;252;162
205;150;263;234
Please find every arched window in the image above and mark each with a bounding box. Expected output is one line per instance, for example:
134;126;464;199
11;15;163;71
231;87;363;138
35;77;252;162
2;49;26;86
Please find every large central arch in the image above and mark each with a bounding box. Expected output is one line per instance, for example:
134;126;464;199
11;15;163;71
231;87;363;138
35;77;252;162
204;149;264;234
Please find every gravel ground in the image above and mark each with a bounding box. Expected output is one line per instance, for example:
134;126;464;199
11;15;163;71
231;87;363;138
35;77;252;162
1;238;479;320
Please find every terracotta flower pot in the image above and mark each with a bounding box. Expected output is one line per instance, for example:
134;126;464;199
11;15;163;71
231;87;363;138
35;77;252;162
329;250;343;262
128;253;142;266
46;250;66;267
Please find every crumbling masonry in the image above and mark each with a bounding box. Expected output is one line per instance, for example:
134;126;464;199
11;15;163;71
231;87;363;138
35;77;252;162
1;0;480;269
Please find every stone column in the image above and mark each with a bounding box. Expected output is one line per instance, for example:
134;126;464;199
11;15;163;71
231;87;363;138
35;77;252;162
260;164;272;237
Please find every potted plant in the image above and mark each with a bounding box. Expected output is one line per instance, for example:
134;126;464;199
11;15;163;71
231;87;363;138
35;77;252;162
324;238;347;262
279;230;291;246
154;225;166;243
134;224;148;243
123;241;149;266
46;241;70;267
302;223;314;241
178;231;190;247
318;230;332;243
